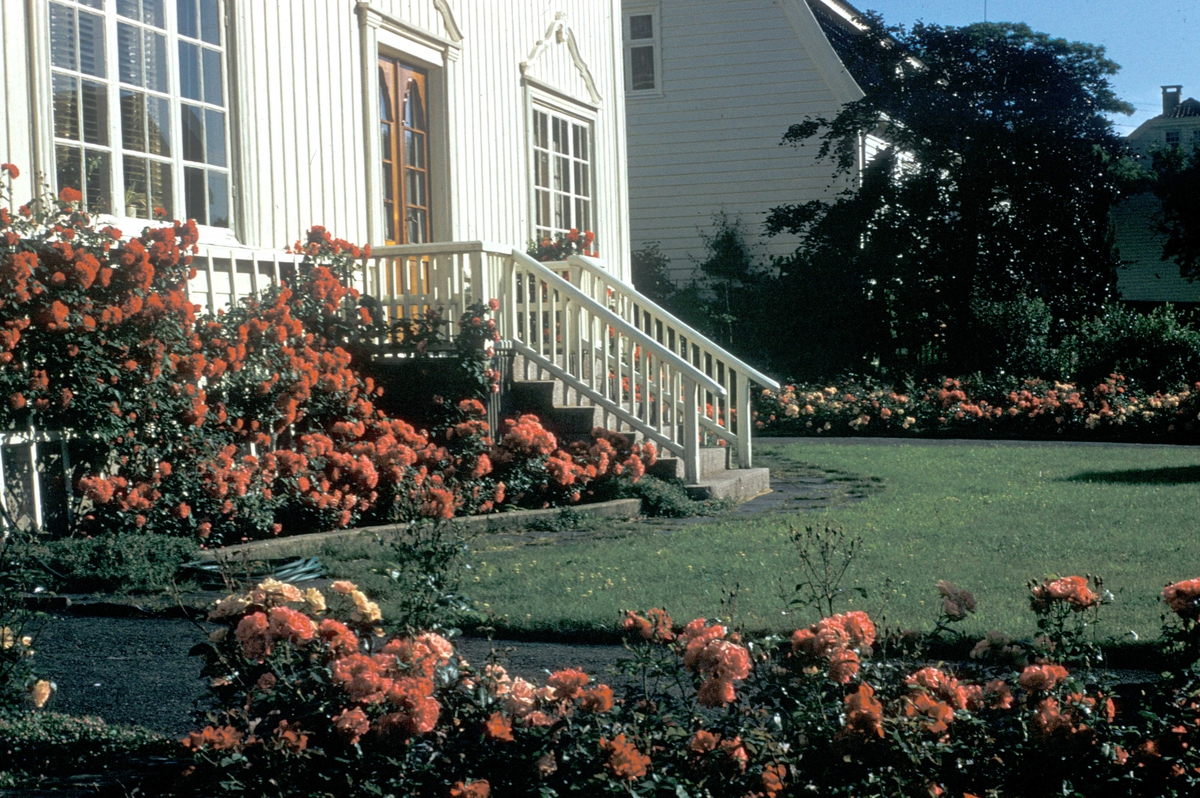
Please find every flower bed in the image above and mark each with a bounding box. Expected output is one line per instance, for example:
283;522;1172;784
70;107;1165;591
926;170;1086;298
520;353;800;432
0;169;656;546
754;374;1200;442
172;573;1200;797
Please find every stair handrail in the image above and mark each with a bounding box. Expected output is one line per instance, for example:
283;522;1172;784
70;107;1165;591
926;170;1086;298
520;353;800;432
507;250;727;399
565;254;780;391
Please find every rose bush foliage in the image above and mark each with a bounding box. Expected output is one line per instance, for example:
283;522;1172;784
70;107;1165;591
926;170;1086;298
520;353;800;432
0;176;654;545
179;574;1200;797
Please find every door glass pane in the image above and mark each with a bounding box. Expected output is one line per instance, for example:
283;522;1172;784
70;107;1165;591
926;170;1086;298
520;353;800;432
554;155;567;191
407;208;426;244
120;90;147;151
181;104;204;161
552;118;567;154
199;0;220;45
554;194;567;229
536;190;550;229
535;151;549;188
77;11;106;77
204;109;225;166
49;3;78;70
81;81;108;145
208;171;228;227
576;199;591;235
117;22;143;85
179;42;201;100
177;0;198;39
202;48;223;105
124;155;149;217
403;80;425;130
534;111;547;150
184;165;206;223
149;161;173;217
147;95;170;155
404;130;425;170
405;169;425;208
145;30;168;92
52;74;80;140
85;149;112;214
383;201;395;242
56;145;82;197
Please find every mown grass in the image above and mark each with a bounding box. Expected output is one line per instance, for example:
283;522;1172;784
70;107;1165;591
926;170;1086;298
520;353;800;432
456;440;1200;643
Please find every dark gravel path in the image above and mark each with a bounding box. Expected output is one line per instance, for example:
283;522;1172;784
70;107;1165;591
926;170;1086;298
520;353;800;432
31;615;633;737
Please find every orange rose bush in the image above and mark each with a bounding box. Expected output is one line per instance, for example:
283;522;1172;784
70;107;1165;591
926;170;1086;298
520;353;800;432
176;573;1200;797
0;174;655;545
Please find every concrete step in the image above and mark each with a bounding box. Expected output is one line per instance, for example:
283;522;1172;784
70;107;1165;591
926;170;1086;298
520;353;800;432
686;467;771;503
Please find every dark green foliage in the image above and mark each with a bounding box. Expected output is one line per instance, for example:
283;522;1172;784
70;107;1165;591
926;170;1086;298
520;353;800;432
962;295;1069;379
0;530;41;712
0;711;173;786
621;476;733;518
1071;304;1200;391
630;243;679;308
767;18;1134;378
32;532;198;594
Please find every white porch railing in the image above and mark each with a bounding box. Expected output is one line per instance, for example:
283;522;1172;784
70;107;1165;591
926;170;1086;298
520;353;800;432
562;254;780;469
362;242;778;483
0;430;72;534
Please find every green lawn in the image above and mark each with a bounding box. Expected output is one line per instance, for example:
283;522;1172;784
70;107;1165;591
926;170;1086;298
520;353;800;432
460;440;1200;643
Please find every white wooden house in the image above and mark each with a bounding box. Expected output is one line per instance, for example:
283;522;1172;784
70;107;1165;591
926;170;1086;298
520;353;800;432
622;0;878;282
1;0;774;493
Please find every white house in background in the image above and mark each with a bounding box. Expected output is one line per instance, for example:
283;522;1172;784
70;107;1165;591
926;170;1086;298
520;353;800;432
0;0;776;487
1112;85;1200;307
622;0;878;282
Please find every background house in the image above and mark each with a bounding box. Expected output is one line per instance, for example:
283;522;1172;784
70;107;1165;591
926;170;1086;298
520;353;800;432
1113;84;1200;308
622;0;878;283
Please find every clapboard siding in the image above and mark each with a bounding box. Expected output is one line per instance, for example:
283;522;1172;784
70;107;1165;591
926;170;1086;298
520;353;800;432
5;0;630;280
624;0;861;278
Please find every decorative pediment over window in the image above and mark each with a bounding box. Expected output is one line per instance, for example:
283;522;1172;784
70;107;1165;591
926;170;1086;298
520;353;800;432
520;13;603;106
357;0;463;62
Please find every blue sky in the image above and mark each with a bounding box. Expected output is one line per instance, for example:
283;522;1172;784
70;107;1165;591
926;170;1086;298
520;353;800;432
853;0;1199;136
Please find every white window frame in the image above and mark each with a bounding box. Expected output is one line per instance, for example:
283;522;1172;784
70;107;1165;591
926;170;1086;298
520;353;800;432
38;0;237;244
524;86;598;248
623;3;662;99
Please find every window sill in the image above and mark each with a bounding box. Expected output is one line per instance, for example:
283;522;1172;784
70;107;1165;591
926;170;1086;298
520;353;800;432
626;89;664;100
88;215;241;248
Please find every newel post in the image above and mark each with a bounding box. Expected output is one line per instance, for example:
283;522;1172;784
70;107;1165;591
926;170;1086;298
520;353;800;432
737;374;752;469
683;377;701;484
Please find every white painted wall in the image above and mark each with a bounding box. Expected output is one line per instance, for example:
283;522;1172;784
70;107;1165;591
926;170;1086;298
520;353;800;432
3;0;632;280
623;0;861;282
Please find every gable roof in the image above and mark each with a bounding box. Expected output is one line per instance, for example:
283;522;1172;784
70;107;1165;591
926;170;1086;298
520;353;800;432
1164;97;1200;118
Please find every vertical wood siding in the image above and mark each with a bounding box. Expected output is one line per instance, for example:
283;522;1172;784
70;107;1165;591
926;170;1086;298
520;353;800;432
5;0;631;280
624;0;858;282
226;0;628;277
0;2;34;203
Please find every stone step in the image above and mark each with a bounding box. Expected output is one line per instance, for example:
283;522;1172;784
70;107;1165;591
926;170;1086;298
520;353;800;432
685;467;771;502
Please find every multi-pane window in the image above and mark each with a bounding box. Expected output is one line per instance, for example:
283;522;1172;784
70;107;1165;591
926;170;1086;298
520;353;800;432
49;0;230;227
1166;130;1181;147
623;11;658;93
379;59;431;245
532;107;592;243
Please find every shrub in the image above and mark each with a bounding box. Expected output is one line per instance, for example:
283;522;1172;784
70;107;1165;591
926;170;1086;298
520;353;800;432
32;532;198;594
179;572;1200;798
0;711;173;785
1072;304;1200;392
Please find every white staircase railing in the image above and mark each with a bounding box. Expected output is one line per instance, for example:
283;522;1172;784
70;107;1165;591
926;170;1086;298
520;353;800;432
563;254;780;469
355;242;779;484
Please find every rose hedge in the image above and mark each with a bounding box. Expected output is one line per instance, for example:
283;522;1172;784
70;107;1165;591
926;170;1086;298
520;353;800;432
175;574;1200;797
0;173;655;545
754;374;1200;442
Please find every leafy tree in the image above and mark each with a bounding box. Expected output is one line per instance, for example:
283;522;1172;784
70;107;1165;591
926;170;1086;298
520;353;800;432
1151;142;1200;281
766;18;1135;377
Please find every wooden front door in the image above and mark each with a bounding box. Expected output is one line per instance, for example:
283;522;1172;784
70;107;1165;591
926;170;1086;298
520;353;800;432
379;59;431;245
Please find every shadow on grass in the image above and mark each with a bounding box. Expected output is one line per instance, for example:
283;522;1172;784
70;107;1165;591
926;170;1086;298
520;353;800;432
1064;465;1200;485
